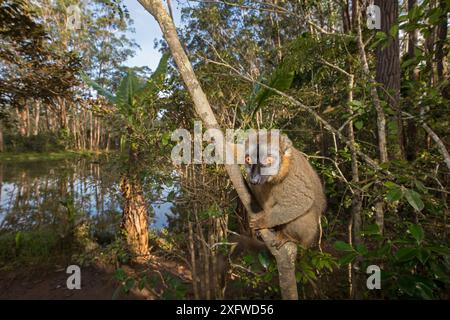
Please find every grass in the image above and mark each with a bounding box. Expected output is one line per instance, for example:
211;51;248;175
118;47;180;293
0;150;100;162
0;228;72;268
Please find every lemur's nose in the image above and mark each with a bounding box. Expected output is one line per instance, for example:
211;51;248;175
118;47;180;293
250;176;260;184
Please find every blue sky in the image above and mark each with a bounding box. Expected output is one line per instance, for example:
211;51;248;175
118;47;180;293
123;0;183;70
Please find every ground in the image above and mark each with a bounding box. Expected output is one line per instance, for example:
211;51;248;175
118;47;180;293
0;256;192;300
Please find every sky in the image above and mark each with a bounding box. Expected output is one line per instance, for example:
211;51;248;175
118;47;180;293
123;0;184;71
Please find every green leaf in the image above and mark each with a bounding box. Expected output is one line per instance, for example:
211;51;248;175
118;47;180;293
408;224;424;243
349;100;363;108
395;247;417;262
362;224;381;236
138;277;146;291
383;181;398;189
243;254;255;265
355;244;368;256
414;180;427;193
148;52;169;87
404;189;424;211
166;191;175;202
415;282;435;300
161;132;171;146
377;242;392;256
389;24;399;38
334;241;354;252
354;121;363;130
386;186;403;202
15;231;23;249
417;248;430;264
258;252;270;270
247;65;294;115
124;278;135;292
115;268;127;281
429;246;450;257
338;252;357;265
116;69;143;111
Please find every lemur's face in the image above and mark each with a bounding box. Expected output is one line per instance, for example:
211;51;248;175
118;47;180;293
244;133;281;185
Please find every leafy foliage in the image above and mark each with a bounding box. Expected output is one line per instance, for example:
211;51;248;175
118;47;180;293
335;223;450;299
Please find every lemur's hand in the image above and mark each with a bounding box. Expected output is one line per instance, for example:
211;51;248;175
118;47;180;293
249;214;268;230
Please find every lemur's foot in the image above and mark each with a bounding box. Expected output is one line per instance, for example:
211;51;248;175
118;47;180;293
271;233;290;249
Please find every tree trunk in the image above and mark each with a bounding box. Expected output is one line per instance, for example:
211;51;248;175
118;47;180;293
120;149;150;263
25;104;30;137
59;97;68;130
356;1;387;234
0;122;4;152
89;111;93;150
139;0;299;299
351;0;359;31
15;105;27;136
406;0;419;161
435;0;448;81
374;0;404;160
33;101;40;136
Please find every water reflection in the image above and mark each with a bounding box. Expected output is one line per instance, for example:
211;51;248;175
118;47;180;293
0;158;171;237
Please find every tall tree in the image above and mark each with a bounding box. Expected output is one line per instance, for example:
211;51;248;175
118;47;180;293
374;0;404;159
406;0;419;161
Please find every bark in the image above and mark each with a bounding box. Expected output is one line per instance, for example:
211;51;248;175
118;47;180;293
436;0;448;81
351;0;359;31
425;0;437;86
356;12;388;164
342;0;351;33
89;111;93;150
120;152;150;262
406;0;419;161
188;221;200;299
374;0;404;160
33;100;40;136
348;74;362;246
0;122;3;152
15;103;29;137
139;0;299;299
59;97;68;130
25;104;30;136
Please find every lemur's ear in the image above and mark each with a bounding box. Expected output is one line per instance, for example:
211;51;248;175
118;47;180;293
280;134;293;156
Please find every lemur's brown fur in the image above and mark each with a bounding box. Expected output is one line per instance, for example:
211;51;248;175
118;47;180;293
247;133;326;248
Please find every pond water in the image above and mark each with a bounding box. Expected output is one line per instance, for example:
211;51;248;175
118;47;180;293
0;157;172;238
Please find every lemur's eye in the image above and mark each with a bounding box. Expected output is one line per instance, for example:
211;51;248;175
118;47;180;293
265;156;274;165
245;155;252;164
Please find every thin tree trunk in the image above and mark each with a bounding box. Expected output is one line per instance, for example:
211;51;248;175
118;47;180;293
139;0;299;299
342;0;351;33
351;0;359;31
425;0;437;86
33;101;40;136
348;74;362;247
356;1;387;234
60;97;68;130
25;103;30;137
89;111;93;150
188;221;200;299
0;122;4;152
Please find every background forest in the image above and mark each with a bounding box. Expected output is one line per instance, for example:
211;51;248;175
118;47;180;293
0;0;448;300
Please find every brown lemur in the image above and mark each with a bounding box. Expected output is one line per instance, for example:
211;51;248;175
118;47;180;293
243;131;326;249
